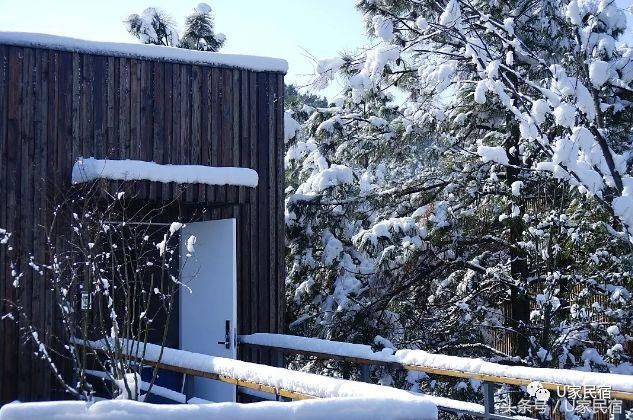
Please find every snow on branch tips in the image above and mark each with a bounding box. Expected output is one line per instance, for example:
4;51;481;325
476;146;509;166
71;157;258;187
284;111;300;142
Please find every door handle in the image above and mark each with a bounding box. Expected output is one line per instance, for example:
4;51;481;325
217;319;231;349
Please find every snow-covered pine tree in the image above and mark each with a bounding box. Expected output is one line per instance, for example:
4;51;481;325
285;0;632;394
125;7;179;47
125;3;225;52
284;84;328;115
180;3;225;52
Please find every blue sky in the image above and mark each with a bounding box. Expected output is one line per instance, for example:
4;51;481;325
0;0;367;96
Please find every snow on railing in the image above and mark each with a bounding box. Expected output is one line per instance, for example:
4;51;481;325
71;157;259;187
77;338;437;419
238;333;633;401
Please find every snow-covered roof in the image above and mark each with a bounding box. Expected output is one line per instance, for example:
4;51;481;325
0;31;288;73
71;158;258;188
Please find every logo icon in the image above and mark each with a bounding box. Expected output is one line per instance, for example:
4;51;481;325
527;381;550;401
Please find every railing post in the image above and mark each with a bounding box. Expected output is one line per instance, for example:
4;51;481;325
613;404;625;420
181;373;188;400
360;365;370;383
482;381;495;419
273;350;284;368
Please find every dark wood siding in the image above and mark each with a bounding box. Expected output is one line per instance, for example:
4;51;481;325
0;44;285;403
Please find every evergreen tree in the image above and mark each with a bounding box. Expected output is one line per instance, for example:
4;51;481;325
125;7;179;47
125;3;225;52
180;3;225;52
285;0;633;396
284;84;328;115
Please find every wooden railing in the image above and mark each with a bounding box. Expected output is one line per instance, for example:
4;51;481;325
78;336;630;420
238;334;632;420
77;338;437;414
78;340;315;402
108;351;316;402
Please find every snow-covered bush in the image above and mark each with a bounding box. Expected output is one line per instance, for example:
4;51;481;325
1;181;196;400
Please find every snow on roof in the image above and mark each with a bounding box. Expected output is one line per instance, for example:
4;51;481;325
0;31;288;73
71;157;258;188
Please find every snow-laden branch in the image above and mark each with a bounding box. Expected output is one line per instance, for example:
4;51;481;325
309;0;633;239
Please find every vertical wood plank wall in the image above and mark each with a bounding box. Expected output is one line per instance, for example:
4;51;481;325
0;44;285;403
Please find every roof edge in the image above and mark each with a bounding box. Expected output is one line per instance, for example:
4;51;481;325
0;31;288;74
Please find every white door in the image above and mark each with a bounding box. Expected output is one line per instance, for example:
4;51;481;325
179;219;237;402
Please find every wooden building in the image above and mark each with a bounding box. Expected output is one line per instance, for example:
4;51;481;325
0;33;287;403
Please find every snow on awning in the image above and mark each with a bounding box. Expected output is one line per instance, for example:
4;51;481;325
71;157;258;188
0;32;288;73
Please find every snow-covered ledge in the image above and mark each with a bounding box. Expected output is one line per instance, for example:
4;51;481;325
0;397;435;419
0;31;287;73
71;157;258;188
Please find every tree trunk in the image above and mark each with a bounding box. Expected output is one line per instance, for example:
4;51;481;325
505;64;530;358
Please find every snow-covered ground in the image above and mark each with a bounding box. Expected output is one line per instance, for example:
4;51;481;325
0;397;436;420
